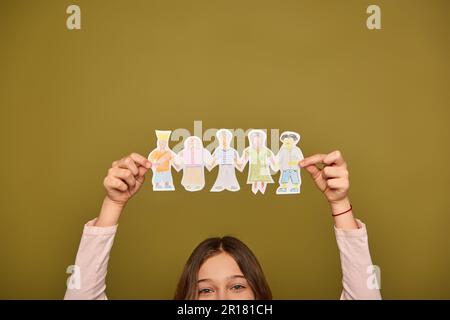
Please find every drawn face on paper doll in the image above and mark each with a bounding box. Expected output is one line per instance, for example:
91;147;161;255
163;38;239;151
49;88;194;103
280;132;300;150
157;139;168;150
154;130;172;151
248;130;266;150
216;129;232;149
185;136;203;151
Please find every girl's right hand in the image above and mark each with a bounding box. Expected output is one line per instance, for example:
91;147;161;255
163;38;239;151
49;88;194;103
103;153;152;206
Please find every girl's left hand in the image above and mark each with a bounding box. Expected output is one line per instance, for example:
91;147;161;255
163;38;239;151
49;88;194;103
299;150;351;215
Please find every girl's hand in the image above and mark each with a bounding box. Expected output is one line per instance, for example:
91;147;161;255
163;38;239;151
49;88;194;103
299;150;358;229
96;153;152;227
103;153;152;206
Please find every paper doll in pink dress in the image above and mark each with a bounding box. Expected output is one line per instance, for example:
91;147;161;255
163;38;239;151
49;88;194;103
177;136;213;192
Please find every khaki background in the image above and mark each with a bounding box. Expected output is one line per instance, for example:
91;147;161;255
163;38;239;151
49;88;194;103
1;0;449;299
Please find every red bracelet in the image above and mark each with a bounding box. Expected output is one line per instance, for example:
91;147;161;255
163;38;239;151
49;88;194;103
332;204;352;217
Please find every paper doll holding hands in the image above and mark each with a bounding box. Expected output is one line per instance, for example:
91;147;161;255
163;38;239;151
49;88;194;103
148;130;177;191
276;131;304;195
178;136;214;192
210;129;240;192
239;129;277;194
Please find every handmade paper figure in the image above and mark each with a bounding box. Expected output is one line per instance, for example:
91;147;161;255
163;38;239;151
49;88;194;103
178;136;213;192
147;130;176;191
210;129;240;192
239;129;277;194
276;131;304;195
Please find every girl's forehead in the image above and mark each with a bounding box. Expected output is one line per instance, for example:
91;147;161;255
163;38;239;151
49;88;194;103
198;252;243;280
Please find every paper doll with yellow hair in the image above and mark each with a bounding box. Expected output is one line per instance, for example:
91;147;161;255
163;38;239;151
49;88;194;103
148;130;177;191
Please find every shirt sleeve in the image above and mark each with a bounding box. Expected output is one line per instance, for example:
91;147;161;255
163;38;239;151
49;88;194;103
334;219;382;300
64;219;118;300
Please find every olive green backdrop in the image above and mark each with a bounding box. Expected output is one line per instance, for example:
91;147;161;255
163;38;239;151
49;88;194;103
1;0;449;299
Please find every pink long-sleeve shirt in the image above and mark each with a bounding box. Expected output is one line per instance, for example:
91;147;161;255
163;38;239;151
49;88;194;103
64;219;381;300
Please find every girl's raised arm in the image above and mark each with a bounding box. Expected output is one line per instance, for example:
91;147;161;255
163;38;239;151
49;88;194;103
300;150;381;300
64;153;151;300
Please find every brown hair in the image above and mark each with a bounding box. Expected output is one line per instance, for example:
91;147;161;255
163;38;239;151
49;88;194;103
174;236;272;300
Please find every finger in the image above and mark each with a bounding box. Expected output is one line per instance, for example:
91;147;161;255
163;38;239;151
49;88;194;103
326;177;349;190
322;166;348;179
304;165;327;191
130;153;152;168
104;176;128;192
324;150;346;167
109;167;136;188
136;166;148;184
299;154;327;168
137;165;148;176
117;157;139;176
304;164;321;181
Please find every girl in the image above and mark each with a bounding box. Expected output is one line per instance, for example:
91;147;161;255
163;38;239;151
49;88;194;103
174;236;271;299
64;151;381;300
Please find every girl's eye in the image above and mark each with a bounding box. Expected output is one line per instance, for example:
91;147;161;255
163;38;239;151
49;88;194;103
231;284;246;291
199;288;214;294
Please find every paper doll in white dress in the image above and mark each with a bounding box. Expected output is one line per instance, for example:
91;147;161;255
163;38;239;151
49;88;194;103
210;129;240;192
276;131;304;195
177;136;213;192
239;129;277;194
